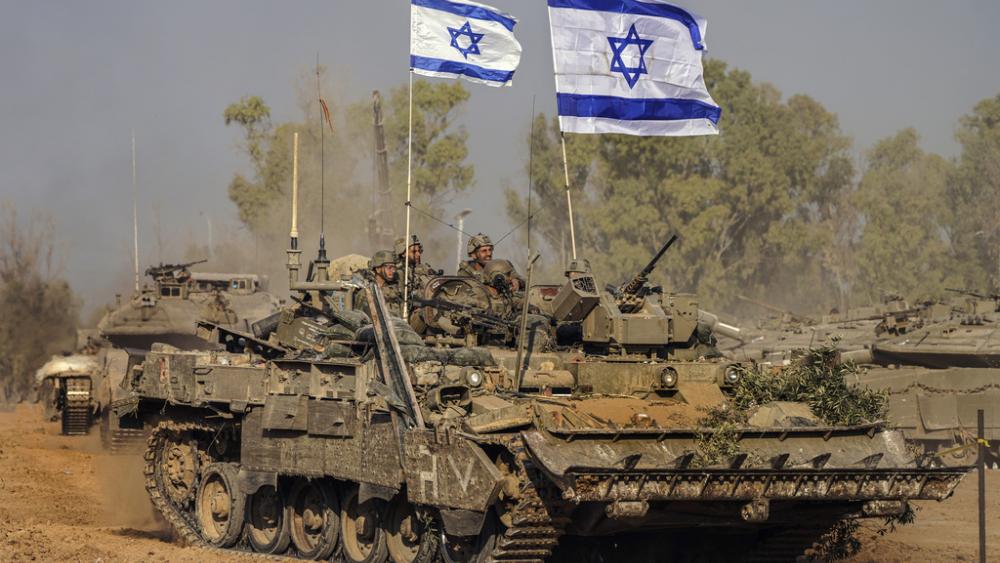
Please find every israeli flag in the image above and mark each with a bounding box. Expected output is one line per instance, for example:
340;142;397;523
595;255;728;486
410;0;523;87
548;0;721;136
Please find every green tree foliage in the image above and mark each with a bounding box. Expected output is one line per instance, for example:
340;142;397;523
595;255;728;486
853;129;956;300
946;93;1000;289
385;80;474;205
505;114;598;266
224;77;473;270
0;204;79;402
509;61;855;310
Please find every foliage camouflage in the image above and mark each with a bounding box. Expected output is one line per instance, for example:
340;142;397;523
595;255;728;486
696;347;888;465
731;347;888;426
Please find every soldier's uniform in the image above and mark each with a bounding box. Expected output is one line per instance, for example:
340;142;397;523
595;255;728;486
352;250;403;317
459;233;524;289
394;235;439;295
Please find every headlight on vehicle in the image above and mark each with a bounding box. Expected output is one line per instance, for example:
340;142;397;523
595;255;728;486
659;367;678;388
723;365;741;386
465;370;483;388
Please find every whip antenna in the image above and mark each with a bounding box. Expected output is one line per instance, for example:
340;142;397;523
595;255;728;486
316;54;327;262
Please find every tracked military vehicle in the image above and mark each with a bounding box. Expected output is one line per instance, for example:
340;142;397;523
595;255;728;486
35;353;101;435
843;290;1000;465
116;224;969;562
98;259;280;353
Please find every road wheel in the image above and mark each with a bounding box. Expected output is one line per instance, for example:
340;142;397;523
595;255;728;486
439;510;498;563
247;484;291;554
340;486;389;563
195;463;245;547
386;494;438;563
288;478;339;560
153;432;200;507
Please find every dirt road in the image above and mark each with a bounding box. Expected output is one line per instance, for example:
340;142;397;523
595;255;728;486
0;404;996;562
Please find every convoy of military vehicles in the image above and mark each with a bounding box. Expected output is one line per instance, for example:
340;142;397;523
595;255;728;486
22;80;994;563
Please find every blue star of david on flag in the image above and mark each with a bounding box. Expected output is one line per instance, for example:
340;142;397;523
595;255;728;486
608;24;653;89
447;21;485;59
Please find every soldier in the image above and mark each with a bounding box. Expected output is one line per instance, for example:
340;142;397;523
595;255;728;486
394;234;440;293
353;250;403;316
458;233;524;291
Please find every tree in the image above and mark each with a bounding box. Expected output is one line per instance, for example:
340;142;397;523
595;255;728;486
853;129;957;301
946;93;1000;290
504;114;598;269
508;60;856;310
0;204;79;402
343;79;475;258
222;77;474;277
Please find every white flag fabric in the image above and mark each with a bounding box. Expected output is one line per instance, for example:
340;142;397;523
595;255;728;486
410;0;522;87
547;0;720;136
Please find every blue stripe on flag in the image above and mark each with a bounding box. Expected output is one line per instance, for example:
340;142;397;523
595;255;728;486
557;93;721;124
411;55;515;83
546;0;703;50
412;0;517;32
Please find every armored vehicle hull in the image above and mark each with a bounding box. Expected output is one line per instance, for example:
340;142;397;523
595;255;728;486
120;339;966;562
852;366;1000;466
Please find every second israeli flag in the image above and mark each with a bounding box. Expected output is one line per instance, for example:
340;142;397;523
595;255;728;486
548;0;721;136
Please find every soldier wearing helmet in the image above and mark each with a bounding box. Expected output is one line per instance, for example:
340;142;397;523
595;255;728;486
394;234;440;293
457;233;524;291
353;249;403;316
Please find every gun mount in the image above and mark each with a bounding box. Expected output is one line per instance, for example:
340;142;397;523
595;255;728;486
616;234;678;313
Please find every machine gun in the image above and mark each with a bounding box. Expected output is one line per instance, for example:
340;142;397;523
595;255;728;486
615;234;678;312
145;259;208;281
946;287;1000;301
412;296;518;335
946;287;1000;313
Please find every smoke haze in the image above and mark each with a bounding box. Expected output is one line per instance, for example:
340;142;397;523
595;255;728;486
2;1;999;313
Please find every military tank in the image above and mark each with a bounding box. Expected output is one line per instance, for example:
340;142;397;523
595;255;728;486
98;259;280;353
114;225;968;562
843;290;1000;465
720;295;928;366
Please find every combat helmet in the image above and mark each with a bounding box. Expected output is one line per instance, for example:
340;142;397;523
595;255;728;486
370;250;396;270
466;233;493;256
394;235;423;259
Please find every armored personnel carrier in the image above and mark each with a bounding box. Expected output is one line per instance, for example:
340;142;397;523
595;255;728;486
115;229;968;562
98;259;280;353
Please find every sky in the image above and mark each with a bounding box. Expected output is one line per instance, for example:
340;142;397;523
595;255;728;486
2;0;999;312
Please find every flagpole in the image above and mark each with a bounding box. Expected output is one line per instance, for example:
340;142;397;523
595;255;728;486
560;133;577;260
403;52;414;318
547;5;577;261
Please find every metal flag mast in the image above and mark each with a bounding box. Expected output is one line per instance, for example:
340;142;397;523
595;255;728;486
316;55;328;269
547;7;578;261
403;8;415;319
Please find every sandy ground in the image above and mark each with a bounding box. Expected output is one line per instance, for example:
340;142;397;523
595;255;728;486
0;404;996;562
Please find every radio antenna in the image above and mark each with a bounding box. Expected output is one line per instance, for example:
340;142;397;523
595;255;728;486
131;129;140;292
316;53;327;262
